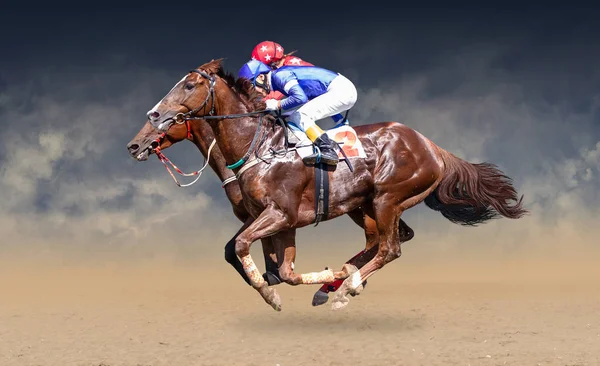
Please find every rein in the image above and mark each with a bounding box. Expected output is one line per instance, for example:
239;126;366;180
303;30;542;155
173;68;273;170
155;138;217;188
151;67;283;186
151;118;221;188
187;112;269;169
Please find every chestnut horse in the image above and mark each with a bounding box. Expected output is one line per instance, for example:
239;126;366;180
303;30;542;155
137;59;527;311
126;105;385;306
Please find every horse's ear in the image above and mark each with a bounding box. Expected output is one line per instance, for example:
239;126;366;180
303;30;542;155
209;58;226;68
203;58;226;74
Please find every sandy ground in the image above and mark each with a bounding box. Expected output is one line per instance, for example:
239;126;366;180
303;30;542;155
1;257;599;366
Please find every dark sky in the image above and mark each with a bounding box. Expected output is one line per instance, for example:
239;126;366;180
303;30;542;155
3;5;598;79
0;5;599;261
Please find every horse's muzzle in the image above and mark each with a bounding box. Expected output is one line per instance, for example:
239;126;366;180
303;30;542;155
127;140;157;161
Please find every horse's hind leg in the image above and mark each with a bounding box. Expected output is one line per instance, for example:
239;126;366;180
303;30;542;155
331;194;406;311
331;177;436;311
312;209;378;306
350;218;414;296
312;211;415;306
272;230;356;286
312;211;416;307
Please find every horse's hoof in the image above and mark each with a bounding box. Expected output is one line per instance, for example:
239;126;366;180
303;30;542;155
331;294;350;311
260;285;282;312
350;280;368;297
312;289;329;306
269;290;282;312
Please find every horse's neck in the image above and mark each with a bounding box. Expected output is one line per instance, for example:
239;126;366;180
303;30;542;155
212;85;271;166
189;128;245;215
190;124;235;184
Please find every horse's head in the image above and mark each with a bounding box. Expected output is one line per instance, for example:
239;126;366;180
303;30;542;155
127;58;268;163
126;59;225;161
146;59;225;130
126;118;192;161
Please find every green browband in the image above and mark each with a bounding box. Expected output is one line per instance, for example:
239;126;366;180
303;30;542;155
226;158;246;170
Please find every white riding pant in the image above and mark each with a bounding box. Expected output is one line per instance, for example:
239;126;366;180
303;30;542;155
287;74;357;132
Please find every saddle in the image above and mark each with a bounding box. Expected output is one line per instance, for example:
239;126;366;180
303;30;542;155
273;113;367;226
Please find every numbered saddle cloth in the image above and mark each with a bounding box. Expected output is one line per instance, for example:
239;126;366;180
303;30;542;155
287;123;367;161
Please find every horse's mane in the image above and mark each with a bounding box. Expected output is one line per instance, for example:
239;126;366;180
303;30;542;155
200;58;266;112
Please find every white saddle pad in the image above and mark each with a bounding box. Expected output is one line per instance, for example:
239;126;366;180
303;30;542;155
287;124;367;161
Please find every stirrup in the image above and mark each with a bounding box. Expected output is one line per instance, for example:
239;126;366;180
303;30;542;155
303;145;339;166
303;145;321;165
303;153;338;166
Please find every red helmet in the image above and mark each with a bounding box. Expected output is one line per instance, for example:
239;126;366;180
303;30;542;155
251;41;285;66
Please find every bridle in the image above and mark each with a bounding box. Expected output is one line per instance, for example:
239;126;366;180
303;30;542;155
149;68;271;187
145;69;216;188
151;69;217;133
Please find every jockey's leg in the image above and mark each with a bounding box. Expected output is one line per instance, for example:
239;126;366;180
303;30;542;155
288;74;357;166
304;124;339;166
331;113;349;127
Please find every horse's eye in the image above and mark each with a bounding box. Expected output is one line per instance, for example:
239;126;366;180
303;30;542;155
185;83;195;90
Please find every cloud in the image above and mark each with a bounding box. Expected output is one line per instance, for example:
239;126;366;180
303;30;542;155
0;66;241;264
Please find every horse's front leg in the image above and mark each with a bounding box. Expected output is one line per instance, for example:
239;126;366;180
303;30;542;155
224;218;282;287
234;204;291;312
224;217;254;286
272;230;356;286
261;238;282;286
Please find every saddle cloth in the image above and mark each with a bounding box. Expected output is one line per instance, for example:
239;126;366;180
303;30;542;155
286;123;367;161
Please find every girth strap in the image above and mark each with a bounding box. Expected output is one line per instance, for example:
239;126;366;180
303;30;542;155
314;163;330;226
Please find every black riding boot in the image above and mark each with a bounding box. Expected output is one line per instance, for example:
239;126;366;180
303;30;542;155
302;133;339;166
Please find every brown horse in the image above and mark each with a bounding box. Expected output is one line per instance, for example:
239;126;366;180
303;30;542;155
126;106;384;305
138;59;527;311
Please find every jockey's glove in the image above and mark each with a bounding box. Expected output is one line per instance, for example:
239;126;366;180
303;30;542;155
265;99;280;111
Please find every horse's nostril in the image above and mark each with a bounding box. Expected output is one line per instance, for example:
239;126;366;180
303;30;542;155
149;111;160;119
127;143;140;154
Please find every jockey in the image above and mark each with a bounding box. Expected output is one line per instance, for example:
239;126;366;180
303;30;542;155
250;40;314;102
250;40;349;126
238;59;357;166
251;40;314;69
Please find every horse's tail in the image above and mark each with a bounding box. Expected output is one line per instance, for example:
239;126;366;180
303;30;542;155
424;148;528;226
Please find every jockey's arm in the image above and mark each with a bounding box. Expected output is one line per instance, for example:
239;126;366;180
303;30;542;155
271;71;308;110
268;72;344;123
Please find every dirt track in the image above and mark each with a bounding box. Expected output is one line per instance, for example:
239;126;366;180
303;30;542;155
1;257;599;366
